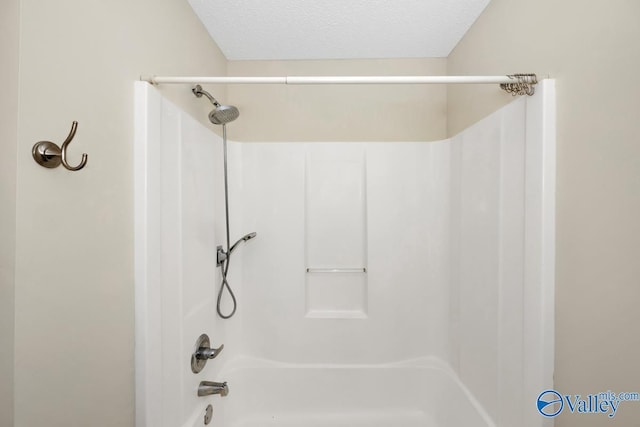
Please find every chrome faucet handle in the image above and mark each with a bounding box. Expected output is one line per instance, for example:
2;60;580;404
191;334;224;373
196;343;224;360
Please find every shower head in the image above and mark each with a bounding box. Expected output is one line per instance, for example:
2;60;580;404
208;104;239;125
228;232;257;256
192;84;240;125
242;232;257;241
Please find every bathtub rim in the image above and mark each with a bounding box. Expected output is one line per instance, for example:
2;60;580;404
218;355;497;427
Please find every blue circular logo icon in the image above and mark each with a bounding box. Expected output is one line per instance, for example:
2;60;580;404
537;389;564;417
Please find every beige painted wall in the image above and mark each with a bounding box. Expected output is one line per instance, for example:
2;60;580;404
448;0;640;425
0;0;19;425
227;59;447;141
10;1;637;426
13;1;226;426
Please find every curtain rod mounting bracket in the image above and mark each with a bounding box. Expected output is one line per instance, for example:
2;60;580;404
500;73;538;96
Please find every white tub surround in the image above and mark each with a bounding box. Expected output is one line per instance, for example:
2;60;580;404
135;81;555;427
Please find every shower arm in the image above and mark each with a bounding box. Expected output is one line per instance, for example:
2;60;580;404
192;85;221;106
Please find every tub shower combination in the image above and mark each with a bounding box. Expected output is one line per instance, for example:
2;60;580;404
135;76;555;427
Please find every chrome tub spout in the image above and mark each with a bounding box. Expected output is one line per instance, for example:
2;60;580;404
198;381;229;397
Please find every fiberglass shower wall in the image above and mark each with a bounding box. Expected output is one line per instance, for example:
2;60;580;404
239;141;450;362
237;82;554;425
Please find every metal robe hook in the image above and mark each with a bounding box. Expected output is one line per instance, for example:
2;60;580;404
32;121;88;171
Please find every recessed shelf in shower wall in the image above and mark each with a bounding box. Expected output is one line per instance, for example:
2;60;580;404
304;144;368;319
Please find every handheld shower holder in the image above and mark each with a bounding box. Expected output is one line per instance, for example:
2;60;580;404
216;245;227;267
216;233;258;267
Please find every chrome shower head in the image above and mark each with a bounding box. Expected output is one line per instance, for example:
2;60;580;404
228;232;257;255
208;104;239;125
192;84;240;125
242;232;257;241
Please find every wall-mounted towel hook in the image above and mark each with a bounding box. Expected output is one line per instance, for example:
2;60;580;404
32;121;88;171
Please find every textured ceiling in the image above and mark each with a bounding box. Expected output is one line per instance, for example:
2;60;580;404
188;0;491;60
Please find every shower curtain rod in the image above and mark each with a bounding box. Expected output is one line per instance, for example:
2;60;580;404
141;74;538;95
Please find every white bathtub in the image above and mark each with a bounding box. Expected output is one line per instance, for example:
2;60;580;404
214;357;495;427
